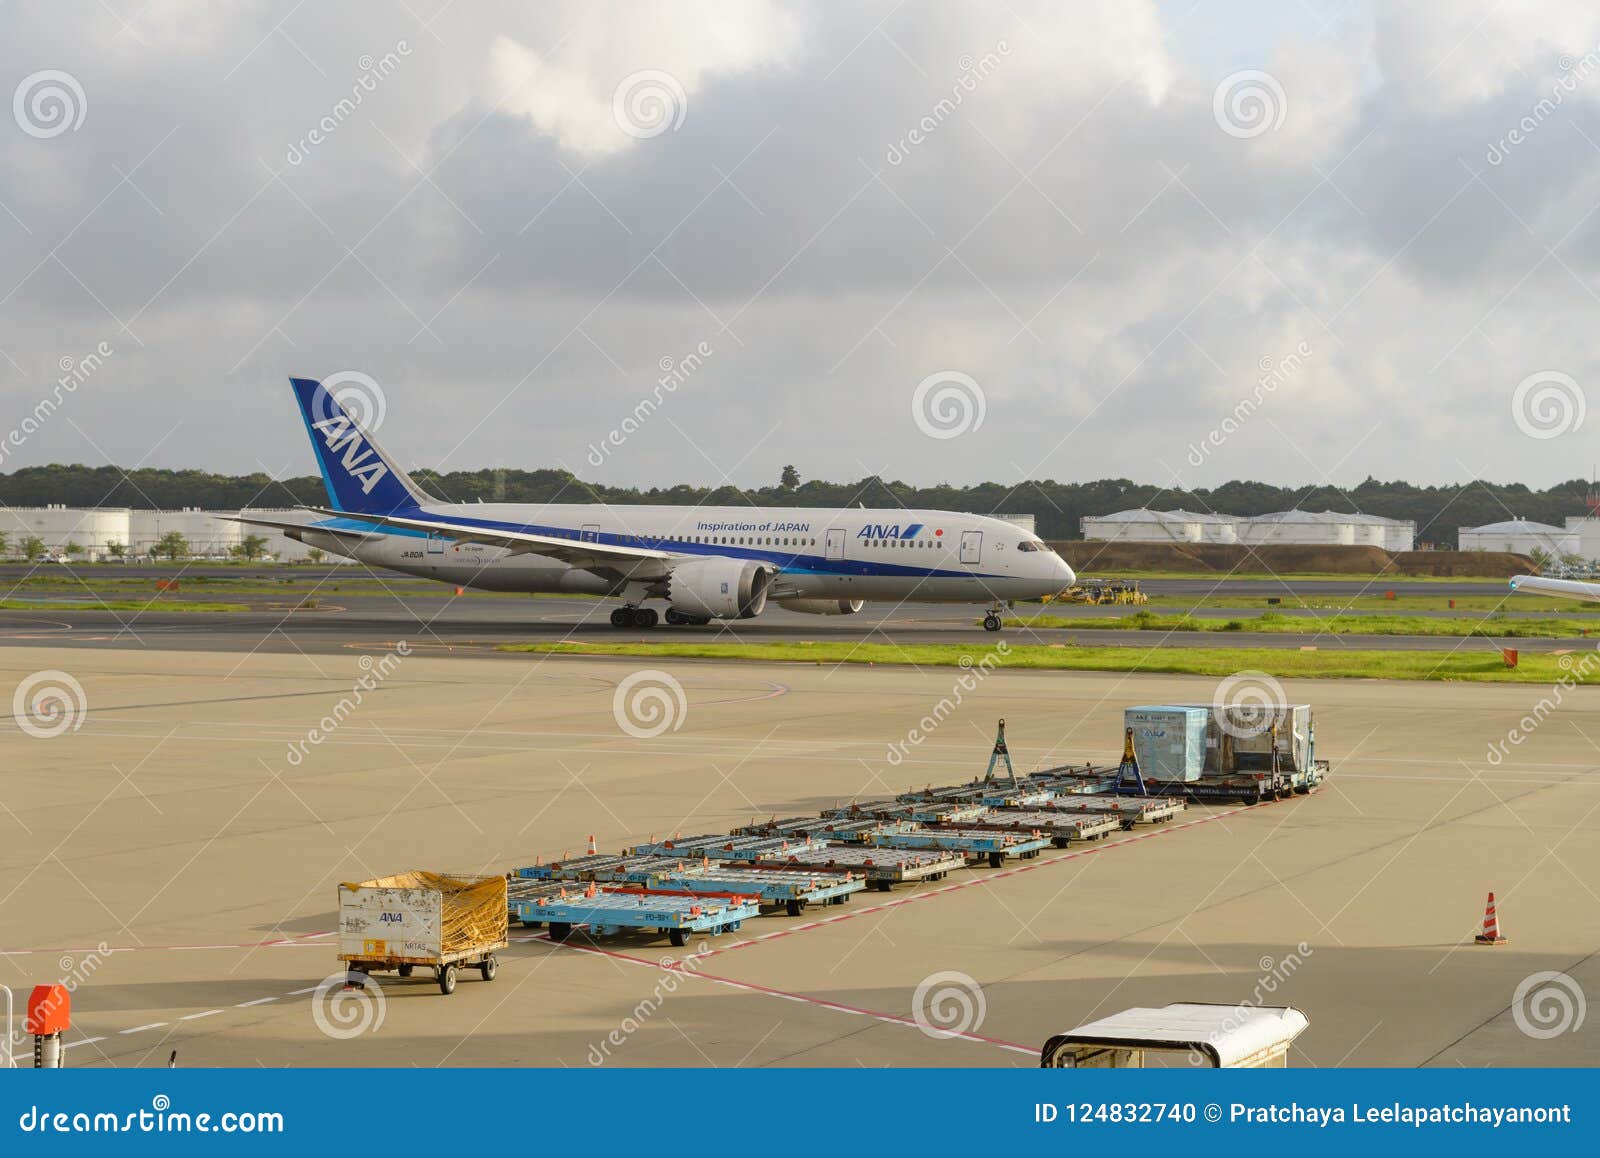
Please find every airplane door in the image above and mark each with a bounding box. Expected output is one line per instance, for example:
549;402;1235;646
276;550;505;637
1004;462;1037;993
426;532;445;555
825;528;846;560
960;530;982;564
580;523;601;543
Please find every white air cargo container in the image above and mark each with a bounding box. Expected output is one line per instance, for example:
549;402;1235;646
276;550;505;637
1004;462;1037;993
1176;703;1313;774
1219;703;1311;772
1124;706;1209;782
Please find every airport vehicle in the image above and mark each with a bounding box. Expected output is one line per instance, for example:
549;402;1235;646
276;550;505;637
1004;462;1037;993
234;378;1073;631
1047;578;1148;606
337;872;507;996
1039;1002;1310;1067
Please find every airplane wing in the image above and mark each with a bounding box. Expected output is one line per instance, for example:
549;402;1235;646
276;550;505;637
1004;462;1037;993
223;513;379;541
305;507;676;575
1508;574;1600;603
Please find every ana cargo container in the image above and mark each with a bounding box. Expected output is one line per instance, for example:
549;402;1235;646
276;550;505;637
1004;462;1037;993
338;871;507;995
1124;706;1208;782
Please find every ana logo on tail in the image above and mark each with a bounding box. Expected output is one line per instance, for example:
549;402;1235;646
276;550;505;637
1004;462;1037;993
312;415;390;496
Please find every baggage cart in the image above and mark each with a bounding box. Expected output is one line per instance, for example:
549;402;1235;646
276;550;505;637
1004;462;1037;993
338;871;507;996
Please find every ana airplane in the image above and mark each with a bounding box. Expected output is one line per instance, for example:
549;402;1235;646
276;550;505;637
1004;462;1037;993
237;377;1075;631
1508;573;1600;602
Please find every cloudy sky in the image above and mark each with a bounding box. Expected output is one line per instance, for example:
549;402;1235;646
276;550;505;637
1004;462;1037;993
4;1;1600;493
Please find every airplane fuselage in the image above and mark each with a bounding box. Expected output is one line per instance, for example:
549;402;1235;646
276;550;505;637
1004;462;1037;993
297;502;1070;603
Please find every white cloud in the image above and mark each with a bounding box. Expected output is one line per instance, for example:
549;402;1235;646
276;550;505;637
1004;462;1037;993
490;1;799;158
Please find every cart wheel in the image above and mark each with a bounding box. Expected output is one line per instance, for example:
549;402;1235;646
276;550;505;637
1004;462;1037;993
520;918;542;928
479;954;498;981
669;928;689;947
987;852;1003;868
397;963;413;978
785;899;804;917
438;964;457;995
547;922;572;942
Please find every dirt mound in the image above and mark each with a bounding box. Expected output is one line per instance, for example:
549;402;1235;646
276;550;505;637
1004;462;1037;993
1387;551;1534;577
1049;541;1535;578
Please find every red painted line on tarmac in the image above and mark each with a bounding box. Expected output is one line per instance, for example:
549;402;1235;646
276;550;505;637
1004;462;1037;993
547;937;1036;1055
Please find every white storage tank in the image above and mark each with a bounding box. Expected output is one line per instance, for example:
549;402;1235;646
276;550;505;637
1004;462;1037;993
1081;509;1202;543
0;506;132;559
1459;518;1577;557
1237;510;1355;546
1185;511;1239;544
1339;512;1415;551
129;509;247;558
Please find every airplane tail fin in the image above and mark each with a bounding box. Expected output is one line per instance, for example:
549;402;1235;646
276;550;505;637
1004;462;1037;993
289;377;436;514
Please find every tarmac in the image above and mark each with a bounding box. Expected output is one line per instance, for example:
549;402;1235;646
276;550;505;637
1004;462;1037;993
1;644;1596;1068
0;591;1585;657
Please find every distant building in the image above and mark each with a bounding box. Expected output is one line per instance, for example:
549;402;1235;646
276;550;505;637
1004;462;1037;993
993;513;1036;535
1564;516;1600;561
0;506;349;562
1079;508;1233;543
1235;509;1356;546
1459;518;1577;557
1338;511;1417;552
1080;508;1410;550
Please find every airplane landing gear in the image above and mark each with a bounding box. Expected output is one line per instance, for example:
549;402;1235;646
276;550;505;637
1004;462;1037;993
610;606;659;628
982;604;1005;632
664;608;713;626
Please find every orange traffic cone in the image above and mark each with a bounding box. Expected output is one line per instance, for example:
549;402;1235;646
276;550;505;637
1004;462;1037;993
454;586;464;595
586;834;597;856
1475;891;1508;945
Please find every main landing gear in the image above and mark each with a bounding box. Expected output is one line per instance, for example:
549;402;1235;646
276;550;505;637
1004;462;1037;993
609;606;658;628
609;606;712;628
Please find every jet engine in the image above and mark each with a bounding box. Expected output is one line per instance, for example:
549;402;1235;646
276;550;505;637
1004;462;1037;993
665;557;772;620
775;598;864;615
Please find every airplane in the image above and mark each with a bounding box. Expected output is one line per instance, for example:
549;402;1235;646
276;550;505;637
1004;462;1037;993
1507;574;1600;602
235;377;1076;631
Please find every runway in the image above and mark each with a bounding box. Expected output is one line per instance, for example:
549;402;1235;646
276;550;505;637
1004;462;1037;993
0;592;1584;657
0;563;1523;599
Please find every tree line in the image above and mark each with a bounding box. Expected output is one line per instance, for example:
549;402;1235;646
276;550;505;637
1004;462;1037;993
0;463;1594;547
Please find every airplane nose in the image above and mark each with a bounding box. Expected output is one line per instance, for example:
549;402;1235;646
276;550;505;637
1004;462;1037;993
1055;557;1075;586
